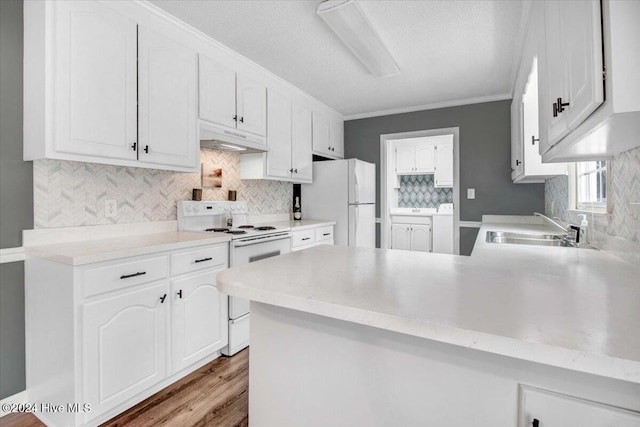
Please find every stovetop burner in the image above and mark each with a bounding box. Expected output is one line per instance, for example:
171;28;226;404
206;227;229;232
254;226;276;231
238;225;254;229
226;230;247;235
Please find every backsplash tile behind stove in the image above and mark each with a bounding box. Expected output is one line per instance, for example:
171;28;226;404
33;151;292;228
398;175;453;209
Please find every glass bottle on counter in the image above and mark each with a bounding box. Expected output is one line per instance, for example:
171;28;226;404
293;197;302;220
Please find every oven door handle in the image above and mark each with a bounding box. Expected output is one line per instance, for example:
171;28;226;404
232;233;292;247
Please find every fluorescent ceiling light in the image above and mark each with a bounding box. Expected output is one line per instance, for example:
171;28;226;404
317;0;400;78
218;143;246;151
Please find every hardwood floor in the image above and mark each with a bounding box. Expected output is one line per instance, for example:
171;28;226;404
0;349;249;427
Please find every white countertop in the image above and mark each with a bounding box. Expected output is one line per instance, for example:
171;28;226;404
25;231;230;266
390;208;453;217
269;219;336;231
217;219;640;384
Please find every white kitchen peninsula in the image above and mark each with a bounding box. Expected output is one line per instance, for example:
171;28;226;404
217;217;640;426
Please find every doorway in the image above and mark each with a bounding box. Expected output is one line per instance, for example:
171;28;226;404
380;128;460;254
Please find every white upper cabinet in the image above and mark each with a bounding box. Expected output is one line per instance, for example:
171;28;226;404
330;119;345;158
415;143;436;173
198;56;237;129
236;75;267;136
241;92;313;183
198;57;266;138
52;1;138;161
511;4;566;184
291;103;313;181
541;0;603;148
138;26;198;168
312;112;331;155
537;0;640;161
25;1;199;172
434;141;454;188
265;90;293;179
395;144;416;174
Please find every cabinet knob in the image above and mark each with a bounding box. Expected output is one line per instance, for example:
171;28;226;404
131;142;137;151
294;168;298;173
160;294;167;304
143;145;149;154
532;419;539;427
177;289;183;299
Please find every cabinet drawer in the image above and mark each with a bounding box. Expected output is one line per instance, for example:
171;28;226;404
171;244;228;276
291;230;315;248
315;226;334;241
83;256;169;298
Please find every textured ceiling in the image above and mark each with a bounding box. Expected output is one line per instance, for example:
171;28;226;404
150;0;524;118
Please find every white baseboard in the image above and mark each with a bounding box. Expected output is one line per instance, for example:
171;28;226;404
0;390;28;417
458;221;482;228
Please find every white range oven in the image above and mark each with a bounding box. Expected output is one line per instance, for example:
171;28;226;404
177;200;291;355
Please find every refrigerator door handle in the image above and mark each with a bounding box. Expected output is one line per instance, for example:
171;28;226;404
354;171;360;204
354;205;359;242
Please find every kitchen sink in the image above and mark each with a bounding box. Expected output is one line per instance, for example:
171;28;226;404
486;231;575;247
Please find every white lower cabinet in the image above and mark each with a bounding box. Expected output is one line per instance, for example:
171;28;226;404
290;224;335;252
83;282;169;418
391;216;432;252
25;242;229;427
519;385;640;427
171;270;228;373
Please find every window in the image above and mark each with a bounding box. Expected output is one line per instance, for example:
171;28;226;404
570;161;608;213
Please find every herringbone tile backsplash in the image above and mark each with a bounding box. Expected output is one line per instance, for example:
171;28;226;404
545;146;640;242
34;151;292;228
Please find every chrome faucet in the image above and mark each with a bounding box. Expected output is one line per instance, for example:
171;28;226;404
534;212;581;246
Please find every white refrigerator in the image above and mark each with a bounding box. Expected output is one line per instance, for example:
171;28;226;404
301;159;376;247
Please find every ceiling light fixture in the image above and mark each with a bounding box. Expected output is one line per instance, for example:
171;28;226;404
317;0;400;78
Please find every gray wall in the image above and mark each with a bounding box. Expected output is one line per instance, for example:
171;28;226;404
0;0;31;399
344;100;545;254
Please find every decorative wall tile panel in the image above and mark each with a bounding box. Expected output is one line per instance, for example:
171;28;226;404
398;175;453;209
545;146;640;242
33;151;293;228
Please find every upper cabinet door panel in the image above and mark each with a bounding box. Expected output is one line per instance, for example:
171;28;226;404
266;90;293;179
54;1;137;160
312;112;331;155
435;142;454;187
236;75;266;137
414;143;435;173
291;103;313;181
395;144;415;173
330;120;344;159
562;0;604;131
138;26;198;169
198;55;237;129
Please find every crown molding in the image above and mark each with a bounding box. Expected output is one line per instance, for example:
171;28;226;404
344;93;512;121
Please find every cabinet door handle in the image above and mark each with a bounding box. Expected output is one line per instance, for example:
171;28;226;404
552;102;558;117
143;145;149;154
160;294;167;304
194;257;212;263
239;117;244;123
516;160;521;166
290;168;294;173
301;237;311;241
532;419;539;427
323;233;331;236
294;168;298;173
120;271;146;280
531;135;539;145
131;142;137;151
556;97;570;113
177;289;183;299
233;115;238;122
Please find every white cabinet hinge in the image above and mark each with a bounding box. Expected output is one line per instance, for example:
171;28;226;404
603;65;607;80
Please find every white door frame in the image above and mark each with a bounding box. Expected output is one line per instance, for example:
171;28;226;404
380;127;460;254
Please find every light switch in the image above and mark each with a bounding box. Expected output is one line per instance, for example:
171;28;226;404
467;188;475;199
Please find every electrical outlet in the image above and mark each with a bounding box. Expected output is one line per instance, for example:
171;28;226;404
105;199;118;218
467;188;476;200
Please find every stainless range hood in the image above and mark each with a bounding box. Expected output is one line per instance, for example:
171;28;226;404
199;121;269;154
